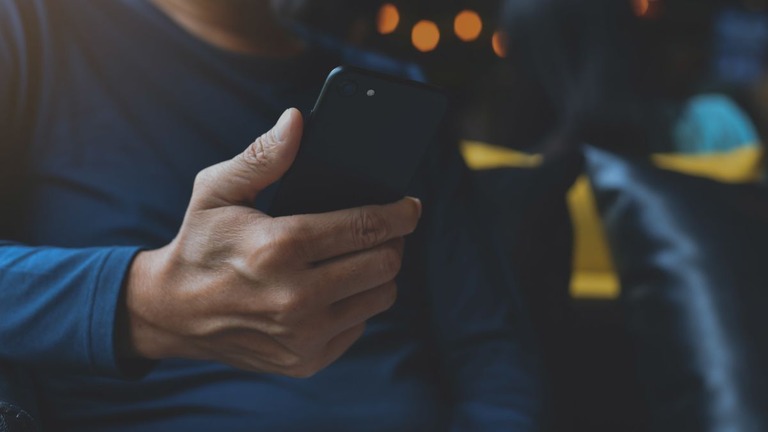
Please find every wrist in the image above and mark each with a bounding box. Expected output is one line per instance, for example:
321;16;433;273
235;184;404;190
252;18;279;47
118;246;175;361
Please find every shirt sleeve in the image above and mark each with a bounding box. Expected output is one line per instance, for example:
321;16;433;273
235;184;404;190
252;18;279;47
0;243;143;376
0;1;145;378
419;142;543;430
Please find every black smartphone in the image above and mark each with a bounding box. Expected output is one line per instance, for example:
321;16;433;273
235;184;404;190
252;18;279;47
269;66;448;216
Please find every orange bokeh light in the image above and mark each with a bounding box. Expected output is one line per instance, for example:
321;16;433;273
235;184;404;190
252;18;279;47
376;3;400;35
454;10;483;42
492;31;507;58
632;0;650;16
412;20;440;52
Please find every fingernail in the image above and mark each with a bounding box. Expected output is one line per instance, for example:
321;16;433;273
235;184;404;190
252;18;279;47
274;109;294;142
408;197;423;219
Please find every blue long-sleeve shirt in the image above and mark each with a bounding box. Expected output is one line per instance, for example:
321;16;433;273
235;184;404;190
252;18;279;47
0;0;541;430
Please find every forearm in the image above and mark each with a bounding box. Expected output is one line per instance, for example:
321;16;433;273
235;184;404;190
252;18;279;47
0;241;141;376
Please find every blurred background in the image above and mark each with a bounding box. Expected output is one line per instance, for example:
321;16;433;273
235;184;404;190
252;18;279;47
289;0;768;430
290;0;768;149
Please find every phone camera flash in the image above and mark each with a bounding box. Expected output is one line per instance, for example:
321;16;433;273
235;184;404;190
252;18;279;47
367;89;376;97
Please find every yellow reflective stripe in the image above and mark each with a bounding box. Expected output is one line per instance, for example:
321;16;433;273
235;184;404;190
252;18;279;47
460;140;543;169
461;140;765;301
652;145;764;184
568;176;619;300
570;271;621;300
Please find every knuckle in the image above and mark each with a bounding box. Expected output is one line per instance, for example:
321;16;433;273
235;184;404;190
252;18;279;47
243;245;270;272
270;290;307;317
266;321;294;340
193;167;216;191
278;323;311;346
351;208;389;249
251;226;296;267
263;313;296;342
242;133;274;171
244;237;278;270
279;218;315;256
273;322;329;362
269;232;297;257
187;319;226;340
267;221;311;261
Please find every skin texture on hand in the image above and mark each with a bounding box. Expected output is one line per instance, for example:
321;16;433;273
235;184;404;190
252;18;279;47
119;109;422;378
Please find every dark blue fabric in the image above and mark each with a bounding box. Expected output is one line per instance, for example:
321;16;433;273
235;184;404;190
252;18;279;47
585;146;768;432
0;0;540;430
472;154;581;432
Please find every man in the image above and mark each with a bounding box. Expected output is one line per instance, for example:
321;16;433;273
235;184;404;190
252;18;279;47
0;0;541;430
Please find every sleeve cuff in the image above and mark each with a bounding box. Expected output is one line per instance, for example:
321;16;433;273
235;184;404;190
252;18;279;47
87;246;155;379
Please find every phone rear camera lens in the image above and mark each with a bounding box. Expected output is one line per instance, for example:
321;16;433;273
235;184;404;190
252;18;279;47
337;79;358;97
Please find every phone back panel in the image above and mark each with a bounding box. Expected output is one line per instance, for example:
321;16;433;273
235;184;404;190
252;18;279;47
270;66;448;216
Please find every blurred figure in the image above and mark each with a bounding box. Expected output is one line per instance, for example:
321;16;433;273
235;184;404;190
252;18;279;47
490;1;765;431
499;0;760;156
500;0;663;154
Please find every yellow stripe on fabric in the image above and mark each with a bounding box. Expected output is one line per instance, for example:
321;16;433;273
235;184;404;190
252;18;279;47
460;140;765;301
567;176;620;299
652;145;764;183
461;140;543;169
570;272;621;300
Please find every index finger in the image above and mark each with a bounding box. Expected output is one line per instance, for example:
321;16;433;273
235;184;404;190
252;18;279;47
279;197;422;263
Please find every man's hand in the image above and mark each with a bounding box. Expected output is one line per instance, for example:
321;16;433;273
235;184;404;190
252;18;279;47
120;108;422;378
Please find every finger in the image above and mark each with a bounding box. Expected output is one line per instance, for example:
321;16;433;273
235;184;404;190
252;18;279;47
209;330;301;372
231;323;367;378
307;238;404;304
315;323;367;372
276;197;421;263
327;281;397;336
190;108;303;211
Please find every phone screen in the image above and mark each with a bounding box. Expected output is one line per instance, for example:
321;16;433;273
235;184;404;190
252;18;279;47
269;66;448;216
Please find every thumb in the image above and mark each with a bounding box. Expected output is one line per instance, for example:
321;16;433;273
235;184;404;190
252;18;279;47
190;108;303;211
